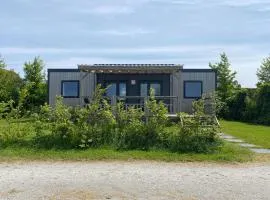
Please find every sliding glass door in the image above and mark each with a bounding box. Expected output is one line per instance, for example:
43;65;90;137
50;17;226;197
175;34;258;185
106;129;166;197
105;82;127;97
140;82;161;96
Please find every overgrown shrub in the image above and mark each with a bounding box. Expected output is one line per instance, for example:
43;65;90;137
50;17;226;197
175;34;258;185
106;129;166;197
0;85;222;153
0;100;35;147
113;103;145;150
0;120;35;147
169;115;221;153
33;96;78;148
74;86;116;148
168;96;222;153
144;89;168;148
113;89;168;150
34;85;116;149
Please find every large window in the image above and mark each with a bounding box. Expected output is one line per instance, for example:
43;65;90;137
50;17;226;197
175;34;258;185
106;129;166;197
119;82;127;96
150;83;161;96
184;81;202;98
140;82;161;96
140;83;148;97
106;83;117;97
105;82;126;97
61;81;80;98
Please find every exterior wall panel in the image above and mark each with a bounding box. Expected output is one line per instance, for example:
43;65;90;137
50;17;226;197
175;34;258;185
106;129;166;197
180;71;216;113
48;68;216;113
172;71;181;112
48;70;95;106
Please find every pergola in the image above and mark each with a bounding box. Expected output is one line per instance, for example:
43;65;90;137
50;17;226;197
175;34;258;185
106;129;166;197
78;64;183;74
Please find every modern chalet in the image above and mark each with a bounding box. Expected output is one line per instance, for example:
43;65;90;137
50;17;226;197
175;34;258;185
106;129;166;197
48;64;217;114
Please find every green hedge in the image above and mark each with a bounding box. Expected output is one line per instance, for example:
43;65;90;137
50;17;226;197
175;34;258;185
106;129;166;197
223;83;270;125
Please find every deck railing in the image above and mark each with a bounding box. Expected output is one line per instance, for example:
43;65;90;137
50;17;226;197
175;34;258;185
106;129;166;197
81;96;179;114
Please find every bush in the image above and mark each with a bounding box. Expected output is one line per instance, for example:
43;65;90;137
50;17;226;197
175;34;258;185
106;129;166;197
74;85;116;147
222;85;270;125
34;85;116;149
34;96;78;149
256;83;270;125
114;89;169;150
224;89;249;120
169;119;221;153
1;85;221;153
167;97;222;153
0;119;35;147
113;103;145;150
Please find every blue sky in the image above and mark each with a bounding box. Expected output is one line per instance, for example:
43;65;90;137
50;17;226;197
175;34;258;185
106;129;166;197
1;0;270;87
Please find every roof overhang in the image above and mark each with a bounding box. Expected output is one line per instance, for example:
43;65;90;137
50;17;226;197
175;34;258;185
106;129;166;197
78;64;183;73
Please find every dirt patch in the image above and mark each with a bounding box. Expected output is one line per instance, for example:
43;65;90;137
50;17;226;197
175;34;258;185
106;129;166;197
47;189;96;200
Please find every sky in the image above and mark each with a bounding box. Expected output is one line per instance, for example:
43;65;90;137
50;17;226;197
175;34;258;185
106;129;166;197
1;0;270;88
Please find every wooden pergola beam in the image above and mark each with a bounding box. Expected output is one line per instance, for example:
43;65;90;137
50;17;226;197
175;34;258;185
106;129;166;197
78;64;183;74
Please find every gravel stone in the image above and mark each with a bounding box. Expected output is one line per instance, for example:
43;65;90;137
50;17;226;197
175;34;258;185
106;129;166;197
0;161;269;200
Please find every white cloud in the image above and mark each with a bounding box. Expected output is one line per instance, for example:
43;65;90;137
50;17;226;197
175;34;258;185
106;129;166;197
64;0;152;15
81;5;134;15
0;44;265;55
220;0;270;7
47;57;113;67
97;28;153;36
44;53;265;88
47;57;183;67
151;0;201;5
3;43;267;87
257;6;270;12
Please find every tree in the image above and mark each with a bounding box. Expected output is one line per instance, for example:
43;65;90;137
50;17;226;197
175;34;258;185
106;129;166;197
257;55;270;84
24;57;45;84
21;57;47;111
0;55;6;69
0;68;22;103
0;56;22;103
209;53;240;102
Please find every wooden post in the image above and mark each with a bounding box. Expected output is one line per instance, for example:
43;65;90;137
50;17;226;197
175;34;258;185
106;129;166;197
111;96;117;116
144;96;149;124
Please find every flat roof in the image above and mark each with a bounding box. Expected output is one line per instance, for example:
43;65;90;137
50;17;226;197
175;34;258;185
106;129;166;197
78;64;183;73
47;64;217;75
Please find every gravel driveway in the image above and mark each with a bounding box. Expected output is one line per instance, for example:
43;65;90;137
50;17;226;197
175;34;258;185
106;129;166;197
0;161;269;200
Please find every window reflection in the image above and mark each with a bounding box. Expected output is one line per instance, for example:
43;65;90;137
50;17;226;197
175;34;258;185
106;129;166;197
150;83;161;96
106;83;117;97
141;82;161;96
62;81;79;97
140;83;148;97
184;81;202;98
119;83;126;96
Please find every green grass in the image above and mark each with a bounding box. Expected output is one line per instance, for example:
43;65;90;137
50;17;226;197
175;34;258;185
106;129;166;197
0;119;254;163
0;119;8;126
221;120;270;149
0;143;253;163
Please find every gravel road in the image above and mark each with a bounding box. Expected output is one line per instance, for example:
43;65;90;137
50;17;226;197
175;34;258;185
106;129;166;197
0;161;269;200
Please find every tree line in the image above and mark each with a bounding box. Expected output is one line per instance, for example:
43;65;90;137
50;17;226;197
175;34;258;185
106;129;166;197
0;53;269;124
0;55;47;113
209;53;270;125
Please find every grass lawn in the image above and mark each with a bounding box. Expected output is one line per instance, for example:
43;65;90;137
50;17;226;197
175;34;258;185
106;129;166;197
221;120;270;149
0;143;253;163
